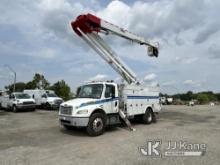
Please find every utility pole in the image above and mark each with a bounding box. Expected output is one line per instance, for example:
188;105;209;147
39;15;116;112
4;65;16;93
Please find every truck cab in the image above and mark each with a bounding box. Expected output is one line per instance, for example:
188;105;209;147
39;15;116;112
40;92;63;109
59;82;119;135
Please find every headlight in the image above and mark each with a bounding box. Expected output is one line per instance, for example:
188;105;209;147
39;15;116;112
17;100;22;105
77;109;88;114
16;100;22;104
48;101;54;104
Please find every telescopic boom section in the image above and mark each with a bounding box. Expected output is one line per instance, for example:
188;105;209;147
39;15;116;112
71;13;159;84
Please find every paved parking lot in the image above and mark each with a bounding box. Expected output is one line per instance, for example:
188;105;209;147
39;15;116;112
0;105;220;165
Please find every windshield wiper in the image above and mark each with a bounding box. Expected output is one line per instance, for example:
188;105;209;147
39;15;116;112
78;96;93;98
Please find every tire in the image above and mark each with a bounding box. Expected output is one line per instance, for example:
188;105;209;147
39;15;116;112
12;105;17;113
44;103;51;110
86;113;106;136
142;108;155;124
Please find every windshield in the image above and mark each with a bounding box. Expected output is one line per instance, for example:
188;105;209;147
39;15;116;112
77;84;103;99
15;93;31;99
47;93;58;97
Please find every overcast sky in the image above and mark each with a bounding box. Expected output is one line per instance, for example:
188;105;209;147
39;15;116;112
0;0;220;94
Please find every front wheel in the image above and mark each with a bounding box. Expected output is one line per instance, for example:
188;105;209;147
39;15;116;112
12;105;17;113
44;103;51;110
86;113;106;136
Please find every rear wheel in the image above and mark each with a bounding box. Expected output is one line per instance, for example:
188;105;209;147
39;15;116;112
142;108;155;124
87;113;106;136
12;105;17;113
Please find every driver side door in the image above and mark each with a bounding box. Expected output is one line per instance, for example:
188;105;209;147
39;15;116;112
41;94;47;104
8;94;15;108
103;84;117;114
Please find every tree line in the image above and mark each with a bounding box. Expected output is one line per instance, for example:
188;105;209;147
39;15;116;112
5;73;73;101
161;91;220;104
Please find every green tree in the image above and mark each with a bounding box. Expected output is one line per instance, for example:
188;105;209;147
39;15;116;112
50;80;72;101
25;73;50;89
216;93;220;101
186;91;193;101
5;82;26;93
197;93;209;104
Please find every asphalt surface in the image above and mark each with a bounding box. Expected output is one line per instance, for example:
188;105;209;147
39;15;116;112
0;105;220;165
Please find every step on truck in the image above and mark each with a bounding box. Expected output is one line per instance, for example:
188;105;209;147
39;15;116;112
59;13;161;136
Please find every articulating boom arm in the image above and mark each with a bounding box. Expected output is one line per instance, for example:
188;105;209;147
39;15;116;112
71;13;159;84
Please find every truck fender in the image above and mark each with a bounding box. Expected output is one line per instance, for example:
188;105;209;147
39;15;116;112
91;108;107;117
145;105;153;112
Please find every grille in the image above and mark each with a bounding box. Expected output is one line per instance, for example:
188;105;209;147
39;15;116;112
55;99;63;105
60;106;72;115
23;101;34;105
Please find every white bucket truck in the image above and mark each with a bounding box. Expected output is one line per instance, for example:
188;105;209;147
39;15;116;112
59;13;161;136
0;92;36;112
24;89;63;109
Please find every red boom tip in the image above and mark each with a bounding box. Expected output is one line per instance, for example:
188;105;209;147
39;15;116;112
71;13;101;36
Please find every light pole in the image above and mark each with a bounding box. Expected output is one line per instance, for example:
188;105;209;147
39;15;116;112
4;65;16;93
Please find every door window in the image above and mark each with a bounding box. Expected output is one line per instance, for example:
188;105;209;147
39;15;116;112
42;94;47;98
105;85;115;98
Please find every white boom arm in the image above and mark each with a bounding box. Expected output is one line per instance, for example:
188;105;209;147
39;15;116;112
71;13;159;84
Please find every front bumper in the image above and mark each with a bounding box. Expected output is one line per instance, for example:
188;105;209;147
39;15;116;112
16;104;36;110
50;102;63;109
59;115;89;127
50;104;60;109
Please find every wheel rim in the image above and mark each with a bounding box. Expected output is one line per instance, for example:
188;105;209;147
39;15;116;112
13;106;16;112
148;112;152;122
92;118;103;132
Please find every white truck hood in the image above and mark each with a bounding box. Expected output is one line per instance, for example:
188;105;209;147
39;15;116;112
61;98;97;107
47;97;62;102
